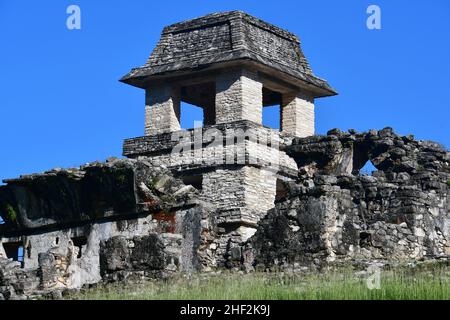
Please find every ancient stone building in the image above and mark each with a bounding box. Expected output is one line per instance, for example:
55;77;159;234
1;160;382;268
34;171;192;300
121;10;336;232
0;11;448;300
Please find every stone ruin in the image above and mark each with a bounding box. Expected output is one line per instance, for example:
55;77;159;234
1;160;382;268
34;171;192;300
0;11;449;299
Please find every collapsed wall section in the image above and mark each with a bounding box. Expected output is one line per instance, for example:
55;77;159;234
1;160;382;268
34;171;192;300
0;158;209;299
248;128;450;269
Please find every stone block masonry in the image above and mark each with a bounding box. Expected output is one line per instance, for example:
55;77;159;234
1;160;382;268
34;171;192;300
202;166;277;226
123;121;298;173
2;12;448;300
121;11;337;98
124;10;336;141
123;120;298;226
145;85;180;136
248;128;450;270
216;68;263;125
0;158;213;299
282;92;315;138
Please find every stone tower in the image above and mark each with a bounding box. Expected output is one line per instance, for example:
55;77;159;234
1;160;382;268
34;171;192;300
121;11;336;233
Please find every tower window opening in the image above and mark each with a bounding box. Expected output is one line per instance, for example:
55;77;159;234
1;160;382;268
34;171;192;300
180;82;216;128
181;102;204;129
262;87;282;129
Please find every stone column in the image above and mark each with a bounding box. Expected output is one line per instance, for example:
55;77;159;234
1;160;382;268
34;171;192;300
145;84;180;136
215;68;262;125
202;166;277;226
281;92;315;137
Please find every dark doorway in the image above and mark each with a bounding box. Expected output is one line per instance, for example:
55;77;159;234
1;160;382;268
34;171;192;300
180;175;203;190
3;241;24;267
276;179;288;201
71;236;87;259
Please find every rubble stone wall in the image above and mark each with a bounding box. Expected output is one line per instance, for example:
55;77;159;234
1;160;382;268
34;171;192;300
1;128;448;300
0;159;206;299
248;128;450;270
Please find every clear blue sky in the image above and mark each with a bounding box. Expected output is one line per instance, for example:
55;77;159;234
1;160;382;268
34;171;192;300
0;0;449;183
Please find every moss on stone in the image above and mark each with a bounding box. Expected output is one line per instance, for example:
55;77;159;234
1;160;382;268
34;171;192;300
5;204;17;223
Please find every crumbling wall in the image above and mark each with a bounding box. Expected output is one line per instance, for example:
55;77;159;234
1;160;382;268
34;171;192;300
0;158;206;299
99;233;183;282
1;127;449;299
248;128;450;270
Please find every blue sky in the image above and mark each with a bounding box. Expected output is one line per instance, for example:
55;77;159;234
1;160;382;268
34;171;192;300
0;0;449;184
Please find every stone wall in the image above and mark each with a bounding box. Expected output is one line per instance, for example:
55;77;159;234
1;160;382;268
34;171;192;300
0;158;207;299
100;233;183;282
247;128;450;270
1;128;448;299
123;120;298;227
123;120;298;175
202;166;277;226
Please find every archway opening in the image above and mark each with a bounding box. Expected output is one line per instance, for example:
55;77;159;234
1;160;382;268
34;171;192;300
358;160;377;176
71;236;87;259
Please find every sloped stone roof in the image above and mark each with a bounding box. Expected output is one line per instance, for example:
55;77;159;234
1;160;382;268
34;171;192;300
121;11;336;97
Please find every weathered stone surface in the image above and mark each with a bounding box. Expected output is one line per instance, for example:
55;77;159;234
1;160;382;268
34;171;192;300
0;158;198;233
249;128;450;270
0;158;208;299
100;233;183;281
1;11;448;300
145;84;181;135
2;127;448;299
216;68;263;124
121;11;336;97
281;92;315;138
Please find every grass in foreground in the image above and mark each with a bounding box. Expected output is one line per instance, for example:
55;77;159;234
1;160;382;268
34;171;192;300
69;266;450;300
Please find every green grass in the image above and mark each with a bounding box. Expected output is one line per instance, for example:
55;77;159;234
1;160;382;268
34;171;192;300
69;265;450;300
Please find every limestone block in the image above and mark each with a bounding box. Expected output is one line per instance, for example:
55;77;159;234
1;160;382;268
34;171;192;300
281;92;315;137
145;85;181;135
215;68;262;124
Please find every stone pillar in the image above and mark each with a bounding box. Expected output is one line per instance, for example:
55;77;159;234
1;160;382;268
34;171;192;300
215;68;262;124
145;84;180;136
281;92;315;137
244;167;277;214
202;166;277;226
